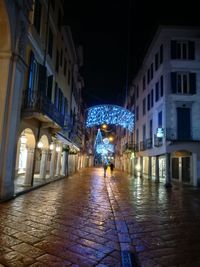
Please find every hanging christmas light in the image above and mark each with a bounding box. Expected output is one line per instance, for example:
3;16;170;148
86;105;134;132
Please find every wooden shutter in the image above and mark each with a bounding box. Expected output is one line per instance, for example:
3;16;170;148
188;41;195;60
171;40;177;59
171;72;176;93
38;64;47;94
189;73;196;94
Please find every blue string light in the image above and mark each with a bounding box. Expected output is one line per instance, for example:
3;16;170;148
86;105;134;132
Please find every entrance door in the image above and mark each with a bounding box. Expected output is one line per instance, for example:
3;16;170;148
172;158;179;180
182;157;190;182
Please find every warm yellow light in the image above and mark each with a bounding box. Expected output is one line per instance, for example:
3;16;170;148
37;141;43;148
20;134;27;144
135;164;141;171
108;136;114;142
56;146;61;152
49;143;54;150
102;124;107;129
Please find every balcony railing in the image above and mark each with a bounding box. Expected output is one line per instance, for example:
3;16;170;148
22;90;64;128
154;135;163;147
146;138;153;149
165;128;200;142
135;143;139;152
123;142;135;152
140;141;146;151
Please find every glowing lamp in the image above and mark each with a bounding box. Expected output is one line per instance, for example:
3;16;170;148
49;143;54;150
108;136;114;142
135;164;141;171
20;134;27;144
37;141;43;148
56;146;61;152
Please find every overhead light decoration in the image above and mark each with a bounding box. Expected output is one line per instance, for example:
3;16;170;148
86;105;134;132
94;129;114;163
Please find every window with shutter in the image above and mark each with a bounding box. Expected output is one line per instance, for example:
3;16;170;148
171;40;195;60
56;50;59;73
149;119;153;139
48;28;53;58
189;73;196;94
155;53;159;70
33;0;41;34
147;94;150;110
160;44;163;64
171;72;196;94
47;75;53;100
54;83;59;108
151;89;154;108
28;52;37;92
143;98;146;115
155;82;159;102
171;72;177;93
158;111;162;128
160;76;163;97
38;64;47;94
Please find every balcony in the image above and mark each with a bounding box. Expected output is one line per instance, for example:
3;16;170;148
123;142;135;153
22;90;64;129
165;128;200;142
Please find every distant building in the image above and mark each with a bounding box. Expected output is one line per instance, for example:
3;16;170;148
121;25;200;186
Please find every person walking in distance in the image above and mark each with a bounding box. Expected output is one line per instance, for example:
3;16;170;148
103;162;108;177
110;162;115;176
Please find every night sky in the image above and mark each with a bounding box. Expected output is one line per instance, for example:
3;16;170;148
64;0;199;108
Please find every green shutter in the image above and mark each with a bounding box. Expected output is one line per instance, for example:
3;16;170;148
171;72;176;93
189;73;196;94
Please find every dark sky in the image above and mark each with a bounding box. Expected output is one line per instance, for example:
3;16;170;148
64;0;199;107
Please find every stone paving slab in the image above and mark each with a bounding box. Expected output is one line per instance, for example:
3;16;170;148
1;168;200;266
0;168;122;266
107;171;200;267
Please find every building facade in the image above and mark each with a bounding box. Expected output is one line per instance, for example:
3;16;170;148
122;26;200;186
0;0;86;201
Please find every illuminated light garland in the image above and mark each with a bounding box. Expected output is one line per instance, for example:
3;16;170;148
94;129;115;162
86;105;134;132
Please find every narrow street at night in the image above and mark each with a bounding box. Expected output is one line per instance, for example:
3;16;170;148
0;169;200;266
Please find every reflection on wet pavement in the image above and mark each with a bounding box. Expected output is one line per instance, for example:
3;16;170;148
0;167;200;266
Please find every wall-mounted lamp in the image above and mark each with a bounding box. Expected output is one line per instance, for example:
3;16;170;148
20;134;27;145
56;146;61;152
37;141;43;148
49;143;54;150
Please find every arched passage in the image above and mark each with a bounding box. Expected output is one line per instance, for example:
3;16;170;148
15;128;36;188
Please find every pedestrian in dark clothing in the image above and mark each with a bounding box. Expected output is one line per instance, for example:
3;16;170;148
110;162;115;175
103;163;108;177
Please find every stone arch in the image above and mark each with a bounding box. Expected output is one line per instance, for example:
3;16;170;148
38;135;50;149
15;128;36;178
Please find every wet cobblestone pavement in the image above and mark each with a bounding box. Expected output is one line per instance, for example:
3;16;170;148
0;168;200;266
